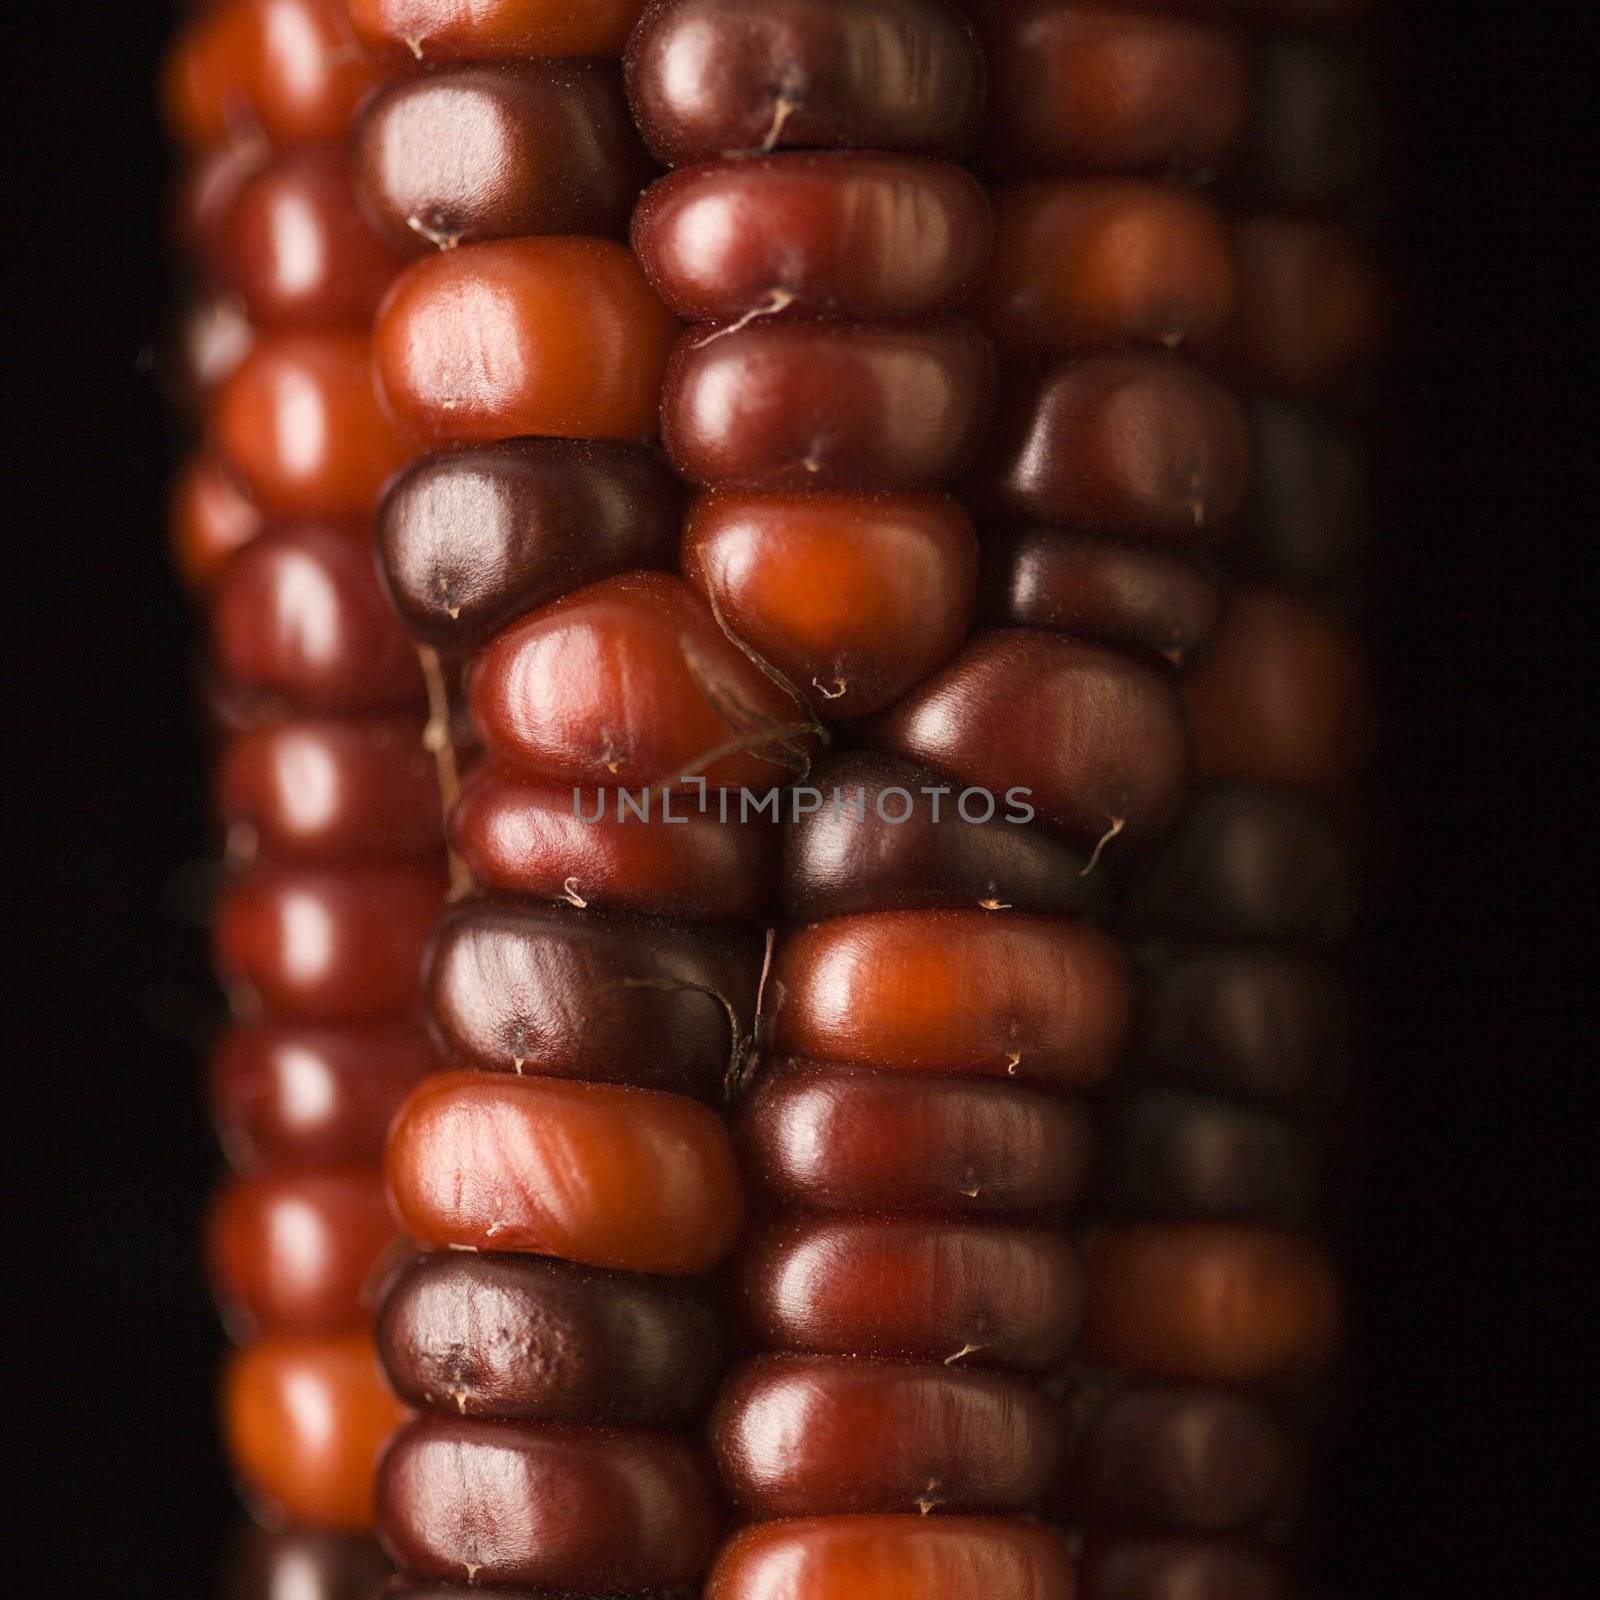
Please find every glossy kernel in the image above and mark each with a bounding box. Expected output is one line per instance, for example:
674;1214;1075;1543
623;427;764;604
713;1354;1062;1516
1081;1225;1344;1384
170;452;263;592
980;3;1251;177
216;717;441;862
162;0;257;149
385;1070;745;1274
375;1416;719;1591
739;1216;1086;1369
739;1059;1094;1216
223;1333;405;1532
170;291;256;416
424;897;761;1093
989;353;1250;541
773;910;1129;1089
683;490;977;718
163;2;379;153
662;317;994;492
346;0;647;61
213;331;409;519
221;1527;390;1600
783;750;1097;923
874;630;1190;845
453;761;778;923
211;1018;437;1170
375;439;682;653
625;0;984;165
175;136;268;287
377;1252;725;1425
634;154;990;321
209;523;424;714
222;144;408;328
708;1514;1078;1600
354;63;649;250
207;1167;396;1339
984;181;1235;355
373;237;678;444
215;862;443;1023
468;571;813;790
249;0;384;146
980;526;1224;668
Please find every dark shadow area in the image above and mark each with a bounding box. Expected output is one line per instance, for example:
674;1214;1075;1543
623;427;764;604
2;2;235;1592
1335;4;1589;1596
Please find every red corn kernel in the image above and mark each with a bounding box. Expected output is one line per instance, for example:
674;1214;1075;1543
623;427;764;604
385;1070;746;1274
373;237;678;445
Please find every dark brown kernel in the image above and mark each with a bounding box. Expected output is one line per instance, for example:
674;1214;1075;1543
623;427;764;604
355;63;650;251
1097;1085;1328;1227
978;3;1252;178
625;0;984;165
376;440;683;653
376;1415;720;1591
986;353;1250;542
873;629;1189;846
1184;586;1373;792
222;1527;391;1600
424;896;762;1094
782;750;1097;923
1204;216;1388;395
1128;949;1354;1108
739;1059;1094;1216
979;525;1224;667
1240;397;1368;594
1079;1536;1290;1600
1234;33;1378;207
376;1252;725;1425
1122;786;1359;947
1058;1381;1306;1534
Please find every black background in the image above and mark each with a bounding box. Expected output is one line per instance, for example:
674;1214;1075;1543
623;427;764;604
0;4;1588;1595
